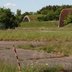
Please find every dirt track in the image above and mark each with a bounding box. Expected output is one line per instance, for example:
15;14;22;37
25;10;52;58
0;41;72;70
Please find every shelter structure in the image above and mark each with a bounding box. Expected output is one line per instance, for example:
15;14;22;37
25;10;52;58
59;8;72;27
23;15;30;22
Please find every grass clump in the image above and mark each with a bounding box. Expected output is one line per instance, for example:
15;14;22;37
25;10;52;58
0;29;72;41
17;41;72;56
0;59;17;72
22;64;63;72
0;59;64;72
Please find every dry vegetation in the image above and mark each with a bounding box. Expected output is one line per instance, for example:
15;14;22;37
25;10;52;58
0;21;72;72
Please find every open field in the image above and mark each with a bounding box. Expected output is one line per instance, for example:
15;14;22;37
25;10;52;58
0;22;72;41
0;46;72;72
0;29;72;41
0;58;64;72
0;21;72;72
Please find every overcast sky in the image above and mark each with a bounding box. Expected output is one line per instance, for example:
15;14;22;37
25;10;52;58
0;0;72;13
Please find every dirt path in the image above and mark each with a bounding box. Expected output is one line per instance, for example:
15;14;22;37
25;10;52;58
0;41;72;70
0;41;47;47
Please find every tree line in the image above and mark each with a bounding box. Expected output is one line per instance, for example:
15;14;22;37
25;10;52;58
0;5;72;29
37;5;72;21
0;8;31;29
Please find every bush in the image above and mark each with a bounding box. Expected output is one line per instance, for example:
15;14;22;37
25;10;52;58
0;8;18;29
45;13;55;21
37;16;45;21
64;13;72;25
37;12;56;21
0;23;5;29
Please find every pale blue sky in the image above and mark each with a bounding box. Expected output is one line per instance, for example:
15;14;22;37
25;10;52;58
0;0;72;13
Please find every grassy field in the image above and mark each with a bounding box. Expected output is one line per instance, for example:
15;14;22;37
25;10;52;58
0;59;17;72
0;59;64;72
29;14;43;21
20;21;58;28
17;41;72;56
0;21;72;71
0;21;72;55
0;28;72;41
0;21;72;41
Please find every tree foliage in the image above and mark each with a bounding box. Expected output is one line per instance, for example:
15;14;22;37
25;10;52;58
0;5;72;29
0;8;18;29
37;5;72;21
15;9;22;24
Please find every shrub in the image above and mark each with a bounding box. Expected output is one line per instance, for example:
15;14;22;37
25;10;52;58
37;12;56;21
0;8;18;29
64;13;72;25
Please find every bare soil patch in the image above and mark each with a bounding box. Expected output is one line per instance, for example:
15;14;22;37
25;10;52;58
0;41;72;70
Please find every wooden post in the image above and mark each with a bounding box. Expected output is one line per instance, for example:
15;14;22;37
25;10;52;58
13;45;21;72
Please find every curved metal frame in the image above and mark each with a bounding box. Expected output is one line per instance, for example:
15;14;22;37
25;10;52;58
59;8;72;27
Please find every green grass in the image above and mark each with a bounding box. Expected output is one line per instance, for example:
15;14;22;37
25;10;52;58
0;21;72;71
0;29;72;41
0;59;64;72
0;21;72;41
0;59;17;72
22;64;63;72
29;14;43;21
0;21;72;56
17;41;72;56
20;21;58;28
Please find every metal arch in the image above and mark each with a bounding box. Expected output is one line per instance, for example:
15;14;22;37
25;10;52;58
59;8;72;27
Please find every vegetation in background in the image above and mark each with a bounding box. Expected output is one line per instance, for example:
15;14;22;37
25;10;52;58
37;12;56;21
64;13;72;25
0;8;18;29
15;9;22;24
20;21;58;28
37;5;72;21
0;5;72;29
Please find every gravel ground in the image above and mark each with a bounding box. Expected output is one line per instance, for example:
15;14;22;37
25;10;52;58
0;41;72;70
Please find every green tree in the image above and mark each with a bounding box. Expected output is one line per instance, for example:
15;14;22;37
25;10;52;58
37;5;72;21
15;9;22;24
0;8;18;29
16;9;21;16
37;11;55;21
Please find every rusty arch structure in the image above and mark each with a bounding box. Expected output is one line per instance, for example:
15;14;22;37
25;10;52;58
59;8;72;27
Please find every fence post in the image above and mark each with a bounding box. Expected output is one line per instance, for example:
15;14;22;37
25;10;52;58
13;45;21;72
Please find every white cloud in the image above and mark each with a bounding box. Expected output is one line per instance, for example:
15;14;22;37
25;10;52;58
4;3;16;8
